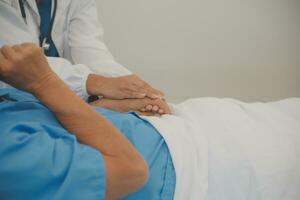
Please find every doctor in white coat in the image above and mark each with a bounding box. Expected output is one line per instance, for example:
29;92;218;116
0;0;164;102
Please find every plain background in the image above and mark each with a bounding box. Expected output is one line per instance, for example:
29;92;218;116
97;0;300;103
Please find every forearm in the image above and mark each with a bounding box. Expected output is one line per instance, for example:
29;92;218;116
33;74;148;198
0;43;148;198
34;74;136;158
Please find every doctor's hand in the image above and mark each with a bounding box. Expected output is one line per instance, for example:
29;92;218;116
87;74;164;100
0;43;57;94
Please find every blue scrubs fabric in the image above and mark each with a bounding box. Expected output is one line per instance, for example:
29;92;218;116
95;109;176;200
0;90;106;200
0;88;176;200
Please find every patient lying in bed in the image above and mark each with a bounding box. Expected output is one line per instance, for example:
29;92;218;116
1;43;300;200
0;43;176;199
0;88;176;200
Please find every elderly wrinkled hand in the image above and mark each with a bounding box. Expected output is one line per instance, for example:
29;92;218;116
0;43;171;117
87;74;165;100
0;43;57;94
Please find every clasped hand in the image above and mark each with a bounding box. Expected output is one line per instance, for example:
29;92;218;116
0;43;171;116
87;74;171;116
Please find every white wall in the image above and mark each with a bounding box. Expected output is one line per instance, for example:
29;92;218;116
97;0;300;102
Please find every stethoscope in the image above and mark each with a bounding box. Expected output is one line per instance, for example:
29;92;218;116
18;0;58;54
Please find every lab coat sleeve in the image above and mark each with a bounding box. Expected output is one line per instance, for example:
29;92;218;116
47;57;91;99
67;0;132;77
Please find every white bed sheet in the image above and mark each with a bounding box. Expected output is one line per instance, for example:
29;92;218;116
144;98;300;200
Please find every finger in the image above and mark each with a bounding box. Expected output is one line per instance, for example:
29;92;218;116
158;109;164;114
136;98;170;114
163;104;172;114
132;86;159;100
1;45;17;60
133;92;147;99
154;99;172;114
132;79;161;98
151;103;166;114
145;105;153;111
145;87;164;99
146;86;165;97
128;74;147;87
124;83;141;92
122;90;146;99
152;105;159;112
162;100;172;114
155;89;165;99
132;80;147;89
136;88;149;95
133;80;148;89
140;108;146;112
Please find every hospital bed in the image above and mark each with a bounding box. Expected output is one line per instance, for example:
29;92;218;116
145;97;300;200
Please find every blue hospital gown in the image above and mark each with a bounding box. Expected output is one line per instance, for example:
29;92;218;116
0;88;176;200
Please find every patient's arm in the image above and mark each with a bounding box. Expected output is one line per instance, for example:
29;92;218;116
90;97;171;116
0;44;148;200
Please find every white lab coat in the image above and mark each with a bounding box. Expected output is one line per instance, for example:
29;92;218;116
0;0;131;99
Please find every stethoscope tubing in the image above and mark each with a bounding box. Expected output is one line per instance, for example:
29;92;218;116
18;0;27;23
18;0;58;55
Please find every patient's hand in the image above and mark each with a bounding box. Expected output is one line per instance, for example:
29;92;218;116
0;43;56;94
90;97;171;116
